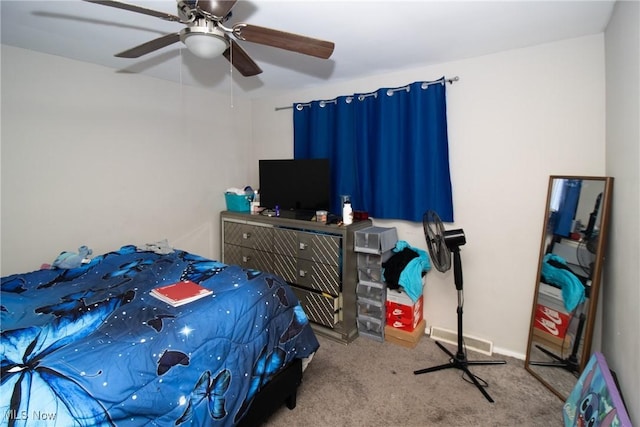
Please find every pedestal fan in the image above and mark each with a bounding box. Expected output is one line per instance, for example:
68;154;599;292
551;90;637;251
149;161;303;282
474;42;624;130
414;210;506;403
529;235;596;375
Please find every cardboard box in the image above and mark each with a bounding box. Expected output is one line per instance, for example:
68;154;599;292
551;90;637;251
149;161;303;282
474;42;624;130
533;327;572;354
385;319;426;348
386;291;424;332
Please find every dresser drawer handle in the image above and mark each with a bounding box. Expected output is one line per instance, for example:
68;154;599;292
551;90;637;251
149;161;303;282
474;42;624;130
299;242;307;250
242;256;251;263
299;269;307;277
242;232;251;239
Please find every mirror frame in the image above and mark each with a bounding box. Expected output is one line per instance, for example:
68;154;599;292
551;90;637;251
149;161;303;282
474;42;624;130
525;175;614;400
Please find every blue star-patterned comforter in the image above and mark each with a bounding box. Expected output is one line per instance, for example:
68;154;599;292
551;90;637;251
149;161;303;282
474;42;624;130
0;245;319;426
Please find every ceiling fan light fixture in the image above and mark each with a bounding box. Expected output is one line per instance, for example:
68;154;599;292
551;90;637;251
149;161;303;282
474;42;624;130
84;0;335;75
181;27;229;59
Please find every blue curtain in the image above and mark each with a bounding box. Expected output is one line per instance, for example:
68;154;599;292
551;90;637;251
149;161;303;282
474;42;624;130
293;78;454;222
554;179;582;237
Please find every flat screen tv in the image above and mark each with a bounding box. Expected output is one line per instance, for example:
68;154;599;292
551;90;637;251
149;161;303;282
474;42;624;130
259;158;331;214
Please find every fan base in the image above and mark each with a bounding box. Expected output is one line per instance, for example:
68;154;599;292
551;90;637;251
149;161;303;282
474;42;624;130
414;341;506;403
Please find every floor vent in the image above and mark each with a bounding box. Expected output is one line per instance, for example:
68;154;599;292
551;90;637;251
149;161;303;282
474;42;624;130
429;326;494;356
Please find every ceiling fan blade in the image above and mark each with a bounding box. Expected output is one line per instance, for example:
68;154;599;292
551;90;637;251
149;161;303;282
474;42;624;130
197;0;237;19
83;0;182;22
223;40;262;76
233;24;334;59
115;33;181;58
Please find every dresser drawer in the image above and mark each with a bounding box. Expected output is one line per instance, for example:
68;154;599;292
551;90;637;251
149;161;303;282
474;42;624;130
298;232;341;266
297;259;341;296
271;253;297;284
272;228;298;257
292;287;339;328
272;254;341;296
223;221;273;250
223;244;273;272
272;228;341;264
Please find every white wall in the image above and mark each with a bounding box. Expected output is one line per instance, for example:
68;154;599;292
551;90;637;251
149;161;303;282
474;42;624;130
1;46;253;275
604;0;640;421
251;35;607;357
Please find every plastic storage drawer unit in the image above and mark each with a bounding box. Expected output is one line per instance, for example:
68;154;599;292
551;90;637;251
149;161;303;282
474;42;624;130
357;314;384;342
358;266;385;283
354;226;398;254
357;297;385;319
356;281;386;303
357;251;393;269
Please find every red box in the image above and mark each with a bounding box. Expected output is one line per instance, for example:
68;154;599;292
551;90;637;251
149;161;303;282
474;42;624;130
533;303;570;339
386;291;424;332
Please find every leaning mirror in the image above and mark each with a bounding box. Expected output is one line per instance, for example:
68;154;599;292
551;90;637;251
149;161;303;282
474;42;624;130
525;176;613;400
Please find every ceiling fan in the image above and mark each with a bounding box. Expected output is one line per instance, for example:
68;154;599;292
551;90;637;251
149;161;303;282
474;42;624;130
83;0;335;77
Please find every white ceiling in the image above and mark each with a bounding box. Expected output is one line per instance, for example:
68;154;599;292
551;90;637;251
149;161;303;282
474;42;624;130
1;1;616;99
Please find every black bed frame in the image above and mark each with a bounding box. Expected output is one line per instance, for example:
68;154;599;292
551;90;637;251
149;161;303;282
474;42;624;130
237;358;303;426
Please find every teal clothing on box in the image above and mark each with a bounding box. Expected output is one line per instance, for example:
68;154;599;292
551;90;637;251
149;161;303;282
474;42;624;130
393;241;431;302
541;253;585;312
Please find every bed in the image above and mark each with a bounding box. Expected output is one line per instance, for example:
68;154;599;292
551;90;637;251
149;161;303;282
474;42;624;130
0;245;319;426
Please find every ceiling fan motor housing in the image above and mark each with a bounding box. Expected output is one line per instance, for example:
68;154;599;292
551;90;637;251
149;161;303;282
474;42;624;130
180;19;229;47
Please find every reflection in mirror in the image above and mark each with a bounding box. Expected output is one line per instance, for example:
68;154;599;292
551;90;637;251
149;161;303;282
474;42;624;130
525;176;613;401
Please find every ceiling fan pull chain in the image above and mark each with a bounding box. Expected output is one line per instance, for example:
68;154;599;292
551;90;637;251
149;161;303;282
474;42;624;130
229;42;234;108
179;47;184;108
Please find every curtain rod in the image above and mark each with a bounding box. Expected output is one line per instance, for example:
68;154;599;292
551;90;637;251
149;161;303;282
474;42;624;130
274;76;459;111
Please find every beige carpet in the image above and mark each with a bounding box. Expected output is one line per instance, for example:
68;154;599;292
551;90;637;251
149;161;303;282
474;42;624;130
265;332;566;426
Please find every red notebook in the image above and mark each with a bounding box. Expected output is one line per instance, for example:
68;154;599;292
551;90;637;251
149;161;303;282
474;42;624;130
150;281;213;307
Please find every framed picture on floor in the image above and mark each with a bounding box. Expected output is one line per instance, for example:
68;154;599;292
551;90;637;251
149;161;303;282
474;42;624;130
563;352;631;427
